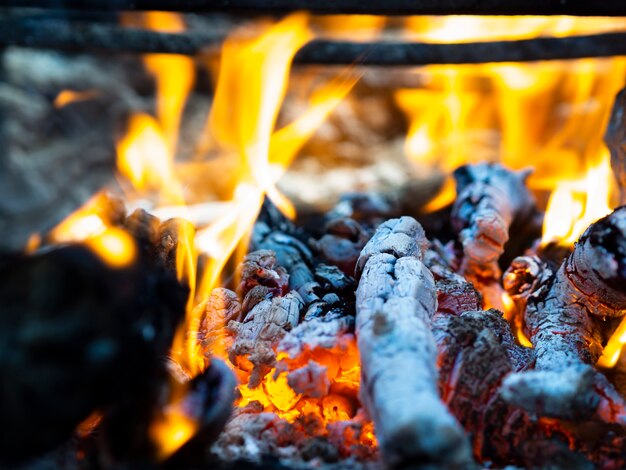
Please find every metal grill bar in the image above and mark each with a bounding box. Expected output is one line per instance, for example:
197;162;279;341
3;0;626;16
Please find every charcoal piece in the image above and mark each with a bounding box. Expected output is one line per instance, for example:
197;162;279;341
312;217;370;275
451;163;536;308
435;278;482;317
606;87;626;205
251;222;314;294
314;264;355;295
157;217;196;275
228;291;304;388
0;244;187;464
196;288;241;359
355;217;474;468
502;207;626;420
123;208;161;254
237;249;289;302
278;315;355;360
432;310;536;464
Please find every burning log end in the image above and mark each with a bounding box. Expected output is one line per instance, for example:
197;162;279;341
605;88;626;206
452;163;536;274
501;365;599;421
354;216;428;279
569;206;626;315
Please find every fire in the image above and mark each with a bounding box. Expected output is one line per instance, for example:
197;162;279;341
84;227;137;269
116;113;185;205
541;149;613;246
394;17;626;213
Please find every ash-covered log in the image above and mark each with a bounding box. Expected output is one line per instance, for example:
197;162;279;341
501;207;626;420
452;163;536;308
355;216;474;468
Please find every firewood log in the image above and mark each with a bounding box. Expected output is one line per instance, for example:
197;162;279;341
451;163;536;308
355;216;474;468
501;207;626;420
605;87;626;205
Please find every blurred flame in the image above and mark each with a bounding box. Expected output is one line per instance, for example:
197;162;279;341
49;192;118;243
150;406;197;460
54;89;98;108
541;149;613;246
116;113;185;205
85;227;136;268
598;319;626;368
394;17;626;212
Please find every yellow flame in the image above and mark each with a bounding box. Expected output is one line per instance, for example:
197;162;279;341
49;192;117;243
116;113;185;205
598;318;626;368
84;227;136;269
394;17;626;213
541;149;613;246
149;406;197;460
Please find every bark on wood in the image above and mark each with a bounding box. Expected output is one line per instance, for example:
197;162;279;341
452;163;536;308
355;216;474;468
605;87;626;205
501;207;626;420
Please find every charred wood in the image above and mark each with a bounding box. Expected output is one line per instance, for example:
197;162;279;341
605;87;626;205
502;207;626;420
452;163;536;308
311;217;370;276
0;243;187;464
228;291;304;388
355;216;474;468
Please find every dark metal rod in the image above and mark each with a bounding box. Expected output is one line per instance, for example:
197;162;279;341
3;0;626;16
2;19;626;65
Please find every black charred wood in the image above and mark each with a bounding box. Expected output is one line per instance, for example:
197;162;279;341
312;218;370;276
605;88;626;205
0;243;187;464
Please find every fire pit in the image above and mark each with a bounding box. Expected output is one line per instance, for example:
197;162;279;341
3;3;626;469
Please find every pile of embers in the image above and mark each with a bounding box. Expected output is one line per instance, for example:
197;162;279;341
7;96;626;470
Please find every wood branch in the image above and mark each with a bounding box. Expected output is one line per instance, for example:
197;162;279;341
355;216;473;468
4;18;626;65
501;207;626;420
606;87;626;205
451;163;536;308
7;0;626;15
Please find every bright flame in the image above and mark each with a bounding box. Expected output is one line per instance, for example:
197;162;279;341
84;227;136;268
541;149;613;246
149;407;197;460
394;17;626;213
116;113;185;205
49;192;119;243
598;318;626;368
